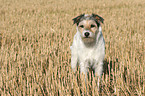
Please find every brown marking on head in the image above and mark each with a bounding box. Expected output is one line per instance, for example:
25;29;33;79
72;14;85;25
92;13;104;24
78;20;98;34
73;13;104;27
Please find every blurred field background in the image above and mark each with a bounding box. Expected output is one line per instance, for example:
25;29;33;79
0;0;144;95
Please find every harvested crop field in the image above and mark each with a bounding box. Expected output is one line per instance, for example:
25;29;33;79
0;0;144;95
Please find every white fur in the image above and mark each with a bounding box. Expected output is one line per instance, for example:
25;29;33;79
71;25;105;86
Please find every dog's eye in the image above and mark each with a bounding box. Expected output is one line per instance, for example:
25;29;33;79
90;24;95;28
79;25;84;28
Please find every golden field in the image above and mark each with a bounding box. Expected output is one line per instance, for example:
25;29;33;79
0;0;144;95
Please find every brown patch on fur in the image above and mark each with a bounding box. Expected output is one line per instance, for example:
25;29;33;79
92;13;104;23
78;20;98;34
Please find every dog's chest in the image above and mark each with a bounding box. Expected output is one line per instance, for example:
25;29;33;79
78;46;98;60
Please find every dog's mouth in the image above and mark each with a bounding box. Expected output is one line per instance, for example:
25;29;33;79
84;37;90;38
83;36;91;38
82;36;93;39
82;37;94;42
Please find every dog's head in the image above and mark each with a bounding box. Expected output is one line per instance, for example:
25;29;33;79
72;13;104;44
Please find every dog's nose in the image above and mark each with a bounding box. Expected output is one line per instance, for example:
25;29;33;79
84;32;90;37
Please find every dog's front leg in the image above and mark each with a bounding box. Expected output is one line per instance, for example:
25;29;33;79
80;62;88;86
71;48;78;72
80;62;89;93
94;62;103;90
80;62;88;78
71;57;78;72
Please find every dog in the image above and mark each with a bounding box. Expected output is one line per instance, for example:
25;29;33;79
70;13;105;88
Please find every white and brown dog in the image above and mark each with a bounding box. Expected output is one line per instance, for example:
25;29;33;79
70;13;105;87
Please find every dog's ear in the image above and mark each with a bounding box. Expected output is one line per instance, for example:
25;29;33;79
72;14;85;25
92;13;104;24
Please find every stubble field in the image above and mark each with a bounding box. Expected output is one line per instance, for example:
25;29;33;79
0;0;144;95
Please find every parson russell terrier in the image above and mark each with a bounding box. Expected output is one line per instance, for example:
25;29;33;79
70;13;105;88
